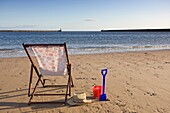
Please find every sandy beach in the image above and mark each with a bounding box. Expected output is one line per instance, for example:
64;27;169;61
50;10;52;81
1;50;170;113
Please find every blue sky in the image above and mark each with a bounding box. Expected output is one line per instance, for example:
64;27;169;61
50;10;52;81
0;0;170;31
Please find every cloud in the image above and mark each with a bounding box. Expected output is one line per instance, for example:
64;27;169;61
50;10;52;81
84;18;96;22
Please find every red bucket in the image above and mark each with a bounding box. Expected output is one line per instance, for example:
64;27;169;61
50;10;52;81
93;86;102;99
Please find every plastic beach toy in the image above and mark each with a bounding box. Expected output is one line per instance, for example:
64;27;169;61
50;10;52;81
93;86;102;99
99;69;108;101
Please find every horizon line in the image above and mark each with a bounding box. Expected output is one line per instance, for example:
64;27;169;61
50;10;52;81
1;28;170;32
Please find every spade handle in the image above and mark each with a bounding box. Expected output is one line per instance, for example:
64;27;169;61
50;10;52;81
102;69;107;76
101;69;108;94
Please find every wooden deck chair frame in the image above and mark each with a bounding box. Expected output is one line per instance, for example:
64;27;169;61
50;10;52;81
23;43;74;105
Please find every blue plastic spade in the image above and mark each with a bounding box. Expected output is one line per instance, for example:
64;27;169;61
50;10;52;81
99;69;108;101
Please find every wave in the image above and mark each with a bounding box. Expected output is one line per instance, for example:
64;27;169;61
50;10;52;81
69;45;170;54
70;45;170;50
0;48;16;52
1;45;170;58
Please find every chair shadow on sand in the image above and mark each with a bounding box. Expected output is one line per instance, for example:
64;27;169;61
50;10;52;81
0;86;71;112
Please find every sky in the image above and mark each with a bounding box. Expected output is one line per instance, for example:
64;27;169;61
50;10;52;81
0;0;170;31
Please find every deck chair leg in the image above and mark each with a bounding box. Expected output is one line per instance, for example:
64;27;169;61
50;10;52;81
69;77;71;96
69;64;72;95
64;75;71;105
34;66;45;87
28;95;33;105
28;64;33;97
40;74;45;87
28;76;41;105
68;64;74;87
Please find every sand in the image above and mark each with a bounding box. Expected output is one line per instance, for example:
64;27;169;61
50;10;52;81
0;50;170;113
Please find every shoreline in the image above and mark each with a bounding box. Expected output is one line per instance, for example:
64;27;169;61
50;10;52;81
1;49;170;59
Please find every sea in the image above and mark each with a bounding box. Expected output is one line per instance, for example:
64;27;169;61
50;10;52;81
1;31;170;58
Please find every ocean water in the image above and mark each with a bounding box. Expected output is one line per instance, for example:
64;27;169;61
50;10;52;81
0;31;170;58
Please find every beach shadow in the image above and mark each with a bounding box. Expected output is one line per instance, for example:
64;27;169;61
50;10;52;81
0;101;66;112
0;88;28;100
0;86;67;100
0;102;27;111
0;87;71;112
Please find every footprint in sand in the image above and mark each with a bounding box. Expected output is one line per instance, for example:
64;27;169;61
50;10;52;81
115;99;126;107
92;78;96;80
127;89;133;96
126;81;130;85
153;74;159;78
156;107;166;113
146;91;156;96
144;88;156;96
158;66;164;69
76;77;88;80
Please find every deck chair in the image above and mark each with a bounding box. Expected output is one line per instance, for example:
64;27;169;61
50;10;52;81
23;43;74;105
